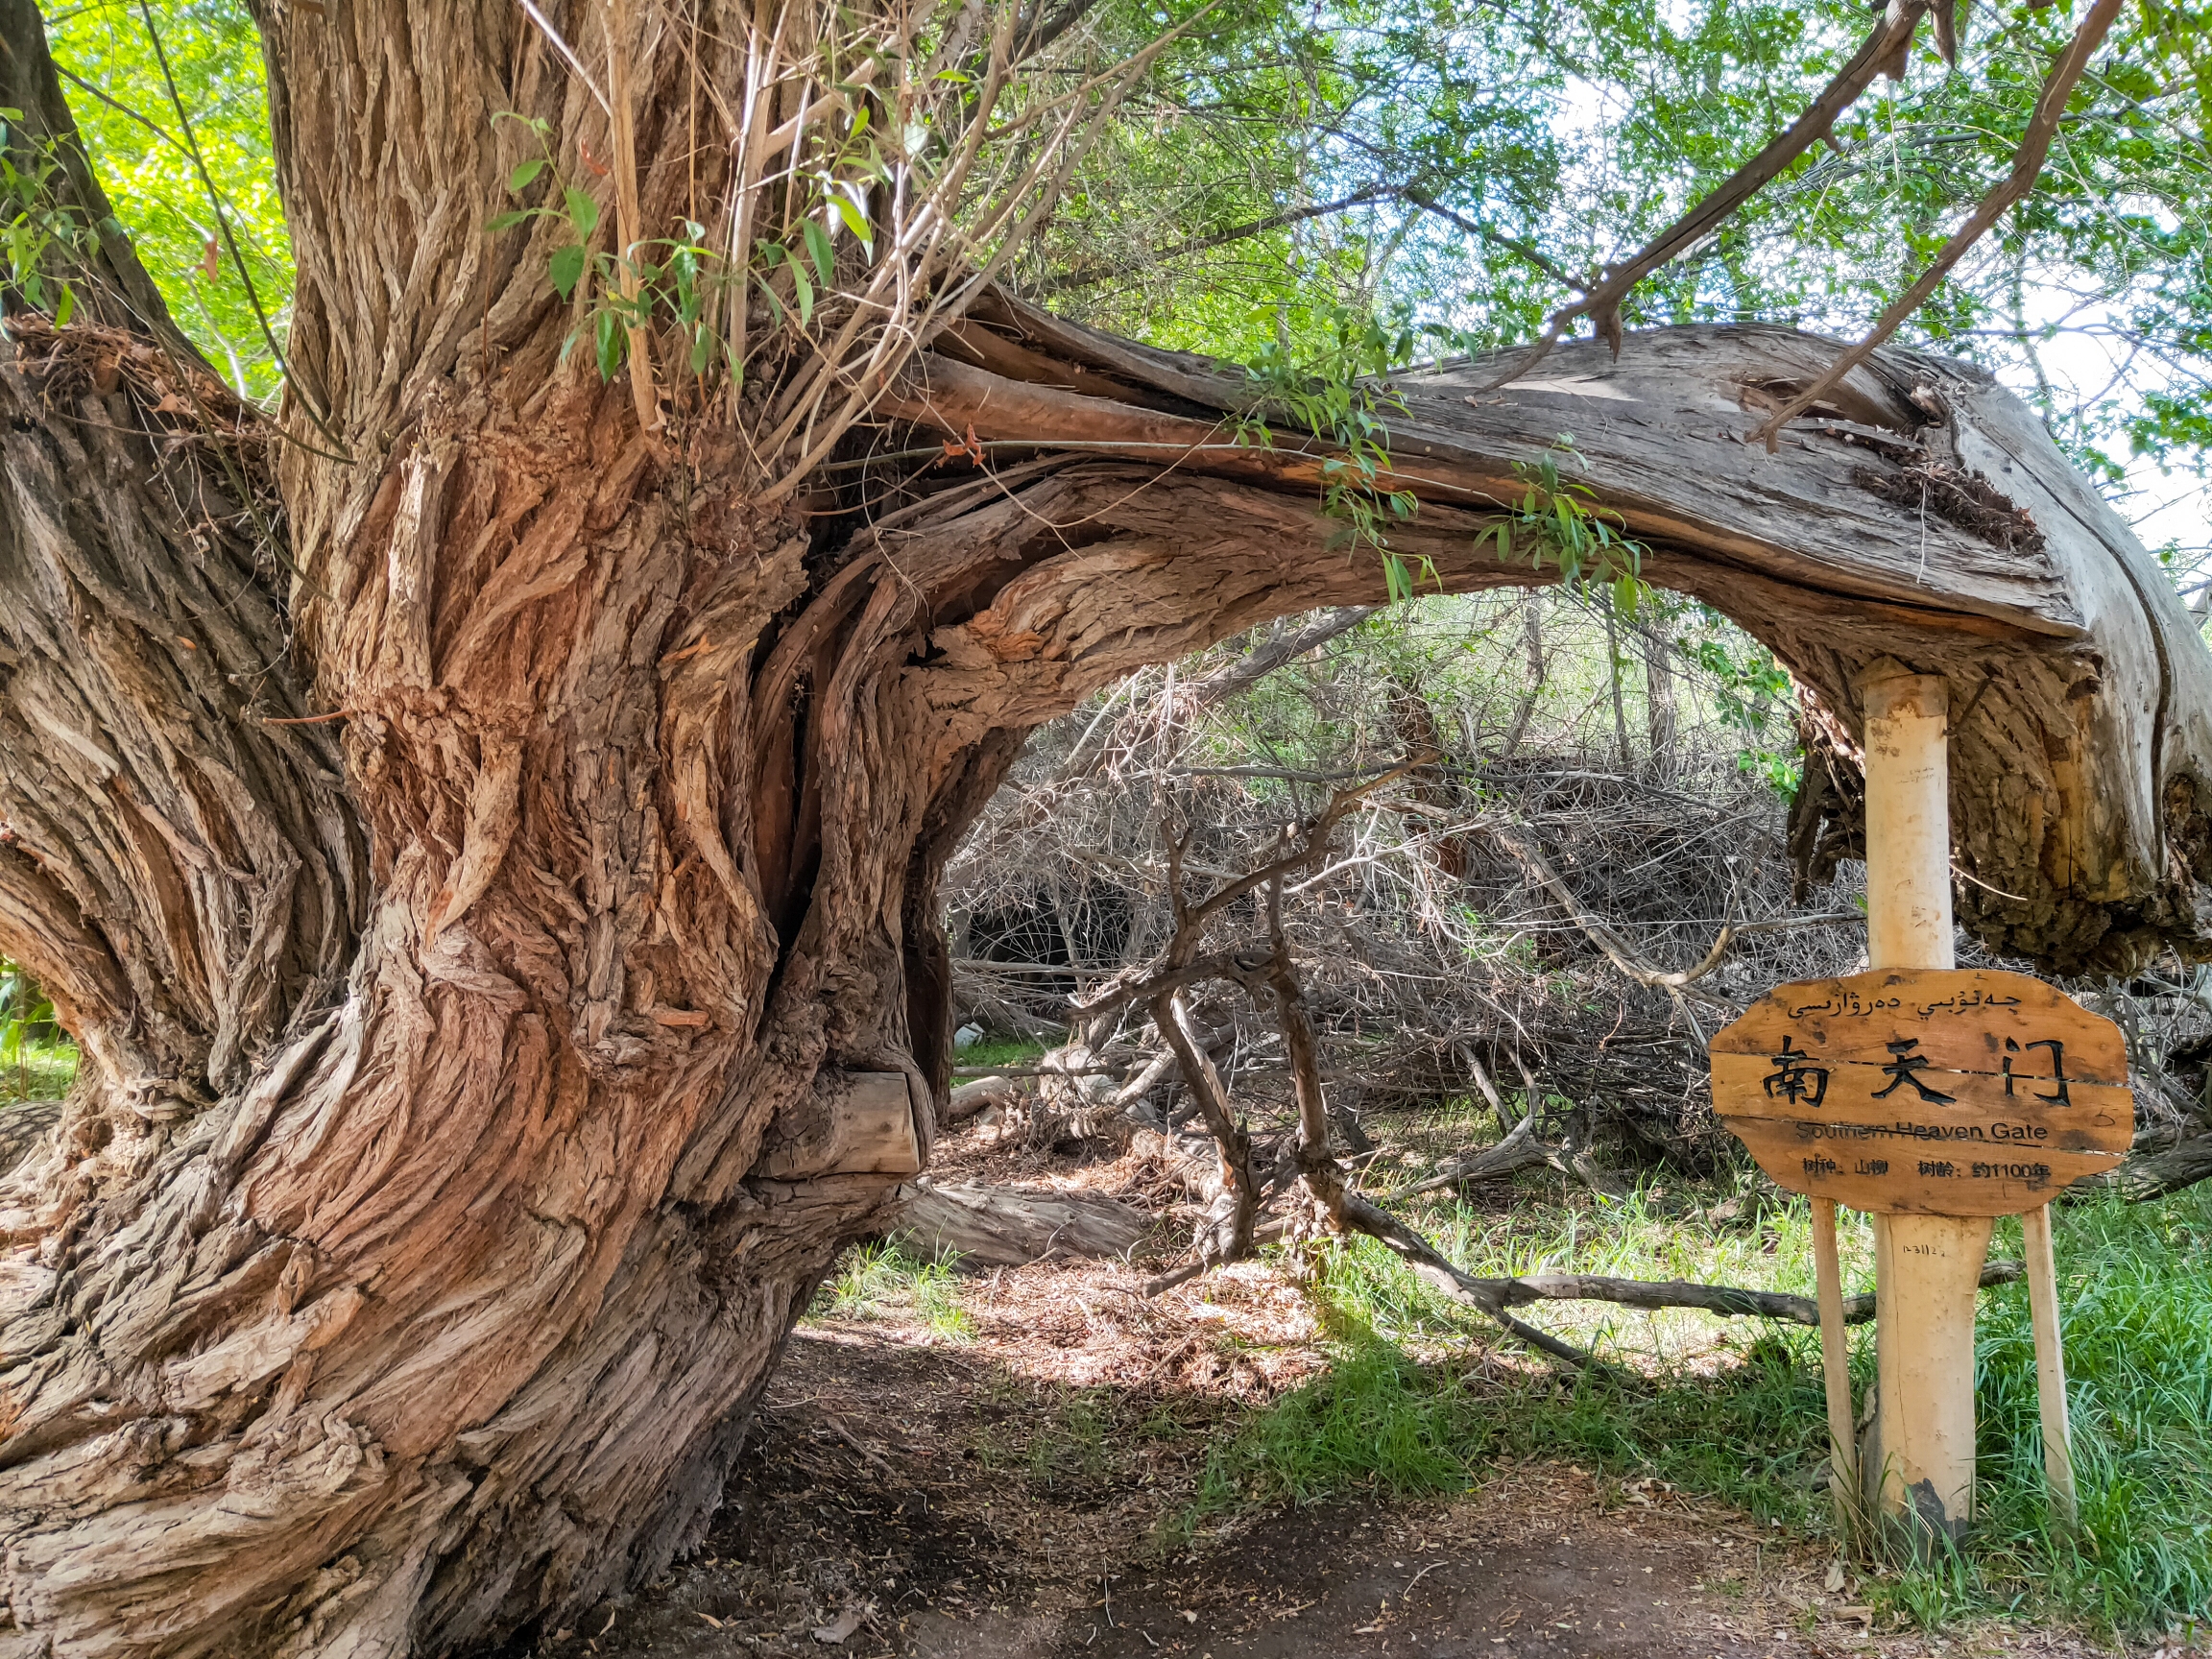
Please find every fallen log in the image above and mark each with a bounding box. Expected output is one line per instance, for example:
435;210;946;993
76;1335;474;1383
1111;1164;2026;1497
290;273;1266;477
2074;1130;2212;1203
1495;1258;2025;1328
889;1179;1148;1267
945;1074;1023;1122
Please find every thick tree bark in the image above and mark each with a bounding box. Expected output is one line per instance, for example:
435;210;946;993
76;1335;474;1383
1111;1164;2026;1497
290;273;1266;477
2;3;2209;1655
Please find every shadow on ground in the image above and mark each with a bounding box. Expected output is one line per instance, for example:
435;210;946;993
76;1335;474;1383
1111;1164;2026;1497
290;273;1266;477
514;1317;2132;1659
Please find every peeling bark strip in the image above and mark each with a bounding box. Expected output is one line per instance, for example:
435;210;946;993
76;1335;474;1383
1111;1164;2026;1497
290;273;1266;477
0;0;2207;1652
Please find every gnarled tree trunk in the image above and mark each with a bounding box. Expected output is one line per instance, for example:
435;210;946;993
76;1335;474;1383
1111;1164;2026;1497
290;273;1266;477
3;3;2210;1655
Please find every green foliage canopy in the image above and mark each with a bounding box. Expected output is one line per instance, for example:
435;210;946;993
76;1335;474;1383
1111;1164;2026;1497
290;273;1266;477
41;0;2212;565
53;0;289;398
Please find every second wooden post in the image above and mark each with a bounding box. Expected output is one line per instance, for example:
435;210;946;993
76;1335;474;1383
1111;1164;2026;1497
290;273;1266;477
1860;666;1992;1545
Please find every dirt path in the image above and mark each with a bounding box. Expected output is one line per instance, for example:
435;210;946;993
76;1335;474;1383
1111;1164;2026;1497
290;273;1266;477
503;1118;2200;1659
522;1315;2142;1659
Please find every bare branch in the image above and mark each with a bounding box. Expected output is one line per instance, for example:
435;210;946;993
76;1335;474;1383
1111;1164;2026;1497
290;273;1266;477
1494;1257;2025;1327
1478;822;1735;1008
1474;0;1933;394
1186;609;1379;713
1751;0;2128;448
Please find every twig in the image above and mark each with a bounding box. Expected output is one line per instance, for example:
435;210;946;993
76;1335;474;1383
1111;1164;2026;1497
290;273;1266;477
260;709;355;726
817;1413;897;1480
514;0;613;112
134;0;338;438
1479;822;1738;1009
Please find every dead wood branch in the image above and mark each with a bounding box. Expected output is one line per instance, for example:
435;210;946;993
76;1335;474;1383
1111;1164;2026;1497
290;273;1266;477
947;1074;1024;1121
1495;1258;2025;1328
1072;944;1274;1027
1752;0;2127;446
1381;1110;1550;1197
1153;988;1262;1265
1187;608;1380;712
1138;766;1436;1280
1256;864;1613;1370
1477;0;1933;390
1479;822;1740;1009
951;1063;1124;1078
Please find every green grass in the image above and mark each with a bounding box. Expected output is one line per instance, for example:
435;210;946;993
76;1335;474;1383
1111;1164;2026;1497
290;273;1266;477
0;1037;76;1108
813;1240;976;1342
954;1031;1056;1070
1962;1192;2212;1635
1192;1179;2212;1640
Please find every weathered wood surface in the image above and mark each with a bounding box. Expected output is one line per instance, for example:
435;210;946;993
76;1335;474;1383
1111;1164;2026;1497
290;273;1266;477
897;291;2212;975
0;1100;59;1179
757;1072;926;1180
1711;970;2132;1214
945;1073;1024;1122
890;1180;1147;1268
0;0;2208;1649
2079;1127;2212;1202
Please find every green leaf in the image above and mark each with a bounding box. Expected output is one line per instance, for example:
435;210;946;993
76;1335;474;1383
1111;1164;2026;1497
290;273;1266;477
564;186;599;238
789;259;814;327
547;243;587;301
486;209;531;233
689;325;712;375
801;217;835;287
830;192;871;248
594;308;624;379
53;285;72;327
508;157;547;193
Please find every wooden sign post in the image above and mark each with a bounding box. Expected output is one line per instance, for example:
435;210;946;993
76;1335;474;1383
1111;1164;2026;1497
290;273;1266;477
1710;669;2130;1550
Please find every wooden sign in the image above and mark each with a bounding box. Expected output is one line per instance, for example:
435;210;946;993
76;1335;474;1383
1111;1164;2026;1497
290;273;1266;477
1710;969;2132;1215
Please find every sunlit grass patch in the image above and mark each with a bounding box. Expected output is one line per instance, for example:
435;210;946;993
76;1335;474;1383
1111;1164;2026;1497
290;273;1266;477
0;1038;75;1108
954;1032;1054;1071
1196;1179;2212;1639
814;1240;975;1342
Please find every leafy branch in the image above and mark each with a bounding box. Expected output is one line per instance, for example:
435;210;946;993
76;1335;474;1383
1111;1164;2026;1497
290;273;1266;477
0;104;91;325
1475;439;1647;616
484;1;1192;493
1234;300;1426;598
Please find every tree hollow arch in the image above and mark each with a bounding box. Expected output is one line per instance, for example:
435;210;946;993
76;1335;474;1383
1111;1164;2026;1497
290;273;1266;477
2;0;2207;1647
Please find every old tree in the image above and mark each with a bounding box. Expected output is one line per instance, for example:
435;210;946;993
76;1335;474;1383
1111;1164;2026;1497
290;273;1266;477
2;0;2209;1650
